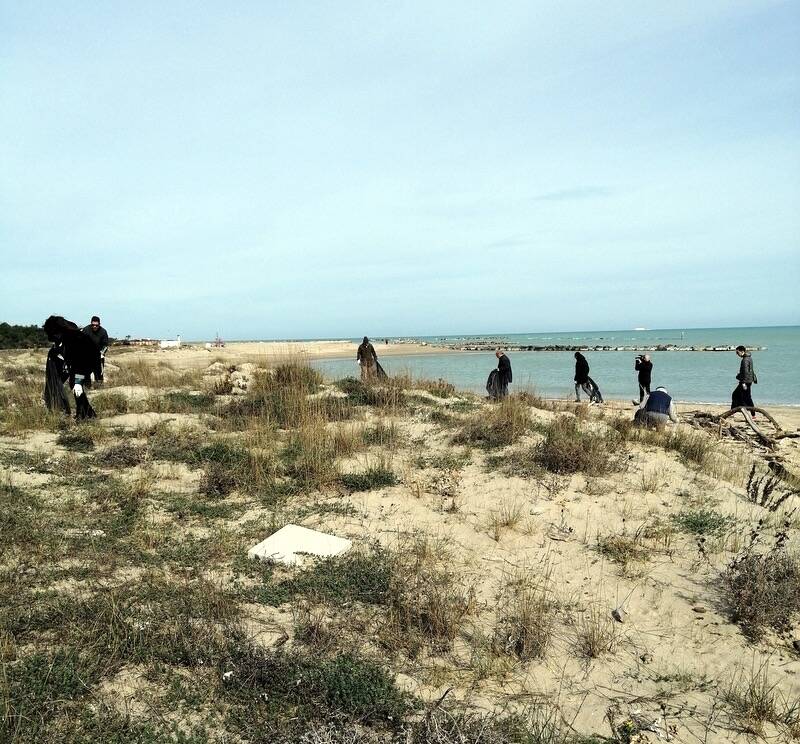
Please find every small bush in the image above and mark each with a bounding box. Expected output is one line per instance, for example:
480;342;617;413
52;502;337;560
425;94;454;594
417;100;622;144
162;390;217;412
101;441;147;468
452;396;530;449
672;508;733;535
340;461;398;492
533;416;624;476
200;461;238;498
93;391;129;415
574;605;618;659
493;581;554;660
721;545;800;640
385;537;474;652
334;377;406;410
724;660;800;738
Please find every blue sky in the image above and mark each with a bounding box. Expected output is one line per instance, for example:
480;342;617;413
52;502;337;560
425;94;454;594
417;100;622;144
1;1;798;339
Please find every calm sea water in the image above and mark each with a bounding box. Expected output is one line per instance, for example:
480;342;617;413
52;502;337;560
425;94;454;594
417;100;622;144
311;327;800;405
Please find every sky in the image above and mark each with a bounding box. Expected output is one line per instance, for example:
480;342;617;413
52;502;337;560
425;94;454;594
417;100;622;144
1;1;799;340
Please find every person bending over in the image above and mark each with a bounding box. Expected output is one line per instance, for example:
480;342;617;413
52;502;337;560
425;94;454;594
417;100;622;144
495;349;512;399
634;386;679;428
633;354;653;404
43;315;99;420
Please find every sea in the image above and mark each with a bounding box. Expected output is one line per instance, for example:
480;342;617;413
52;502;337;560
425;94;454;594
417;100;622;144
309;326;800;406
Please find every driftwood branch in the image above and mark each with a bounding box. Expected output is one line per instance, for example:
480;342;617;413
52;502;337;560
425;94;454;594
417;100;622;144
687;407;798;452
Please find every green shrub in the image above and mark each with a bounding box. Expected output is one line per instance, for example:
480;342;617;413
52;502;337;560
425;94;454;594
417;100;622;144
721;546;800;640
672;508;734;535
340;463;398;492
532;416;624;476
452;396;530;449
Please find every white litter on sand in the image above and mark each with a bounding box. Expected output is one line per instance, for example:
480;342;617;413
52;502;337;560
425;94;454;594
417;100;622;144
247;524;352;566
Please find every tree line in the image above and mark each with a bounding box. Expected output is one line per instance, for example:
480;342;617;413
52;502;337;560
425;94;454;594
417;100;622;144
0;322;49;349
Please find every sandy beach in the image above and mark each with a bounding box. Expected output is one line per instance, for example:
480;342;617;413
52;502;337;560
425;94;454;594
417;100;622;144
1;346;798;741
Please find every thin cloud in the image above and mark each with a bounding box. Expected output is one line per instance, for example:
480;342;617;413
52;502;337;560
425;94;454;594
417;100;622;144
533;186;613;202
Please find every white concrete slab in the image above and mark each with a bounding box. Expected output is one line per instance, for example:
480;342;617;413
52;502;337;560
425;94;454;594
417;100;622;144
247;524;352;566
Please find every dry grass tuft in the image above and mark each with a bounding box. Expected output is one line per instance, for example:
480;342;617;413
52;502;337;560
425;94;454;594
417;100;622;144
452;396;530;449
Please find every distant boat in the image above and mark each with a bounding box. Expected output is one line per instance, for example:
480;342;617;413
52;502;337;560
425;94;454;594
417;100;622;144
633;327;648;331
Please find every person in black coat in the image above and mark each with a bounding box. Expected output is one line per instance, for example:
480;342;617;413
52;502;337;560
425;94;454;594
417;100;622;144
494;349;512;398
574;352;603;403
43;315;99;419
82;315;109;383
633;354;653;404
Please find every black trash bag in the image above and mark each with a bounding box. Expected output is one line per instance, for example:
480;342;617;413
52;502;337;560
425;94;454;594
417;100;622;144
486;369;502;399
587;377;604;404
376;360;388;380
43;345;71;414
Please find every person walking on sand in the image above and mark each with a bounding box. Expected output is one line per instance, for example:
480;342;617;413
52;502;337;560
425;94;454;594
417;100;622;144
632;354;653;404
495;348;512;399
634;386;679;428
82;315;109;384
357;336;378;381
574;352;603;404
731;345;757;412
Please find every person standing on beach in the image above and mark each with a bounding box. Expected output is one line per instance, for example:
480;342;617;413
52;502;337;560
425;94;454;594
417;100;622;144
495;349;512;398
82;315;109;384
574;352;603;403
633;354;653;404
357;336;378;381
732;345;757;412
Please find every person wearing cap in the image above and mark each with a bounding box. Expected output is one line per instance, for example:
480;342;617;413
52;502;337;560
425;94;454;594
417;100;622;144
633;354;653;404
82;315;109;384
357;336;378;381
634;386;679;428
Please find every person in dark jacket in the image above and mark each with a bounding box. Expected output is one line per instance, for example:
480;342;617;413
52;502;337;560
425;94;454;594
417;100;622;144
634;386;679;428
82;315;109;383
633;354;653;404
357;337;378;381
43;315;99;419
574;352;603;403
732;345;757;412
495;349;512;399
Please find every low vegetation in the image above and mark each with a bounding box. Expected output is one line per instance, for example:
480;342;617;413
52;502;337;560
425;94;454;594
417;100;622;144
1;351;797;742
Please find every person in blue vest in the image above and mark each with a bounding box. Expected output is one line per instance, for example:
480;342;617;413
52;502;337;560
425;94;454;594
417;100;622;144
634;386;679;428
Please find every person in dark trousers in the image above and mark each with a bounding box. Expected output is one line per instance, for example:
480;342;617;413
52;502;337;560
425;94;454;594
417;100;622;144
43;315;99;419
732;345;757;413
82;315;109;384
357;336;378;381
634;386;679;428
495;349;512;399
574;352;603;403
633;354;653;404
